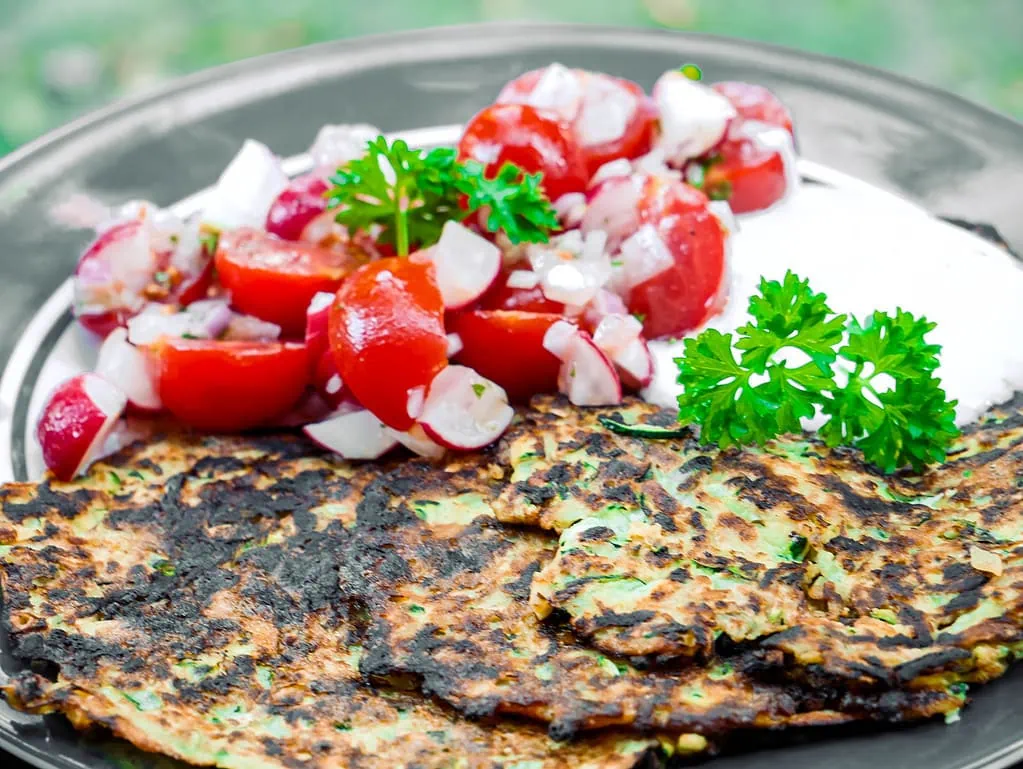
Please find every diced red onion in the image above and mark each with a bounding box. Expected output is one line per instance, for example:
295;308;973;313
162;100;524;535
506;270;540;290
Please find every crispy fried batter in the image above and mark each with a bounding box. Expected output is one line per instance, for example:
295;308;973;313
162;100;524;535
0;434;658;769
507;396;1023;689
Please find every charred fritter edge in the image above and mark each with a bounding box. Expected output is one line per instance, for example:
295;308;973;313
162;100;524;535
337;474;961;739
0;434;660;769
501;395;1023;691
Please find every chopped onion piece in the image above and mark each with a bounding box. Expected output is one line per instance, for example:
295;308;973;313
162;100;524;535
589;158;633;188
577;76;636;147
617;223;675;291
446;333;464;358
506;270;540;290
525;63;582;122
127;299;234;345
203;140;289;230
308;124;380;170
581;175;643;250
653;71;737;164
407;386;427;421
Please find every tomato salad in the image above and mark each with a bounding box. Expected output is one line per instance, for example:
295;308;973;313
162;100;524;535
39;63;796;480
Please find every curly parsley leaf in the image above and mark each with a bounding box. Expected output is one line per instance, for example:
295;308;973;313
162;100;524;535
818;310;959;472
675;271;959;473
326;136;557;255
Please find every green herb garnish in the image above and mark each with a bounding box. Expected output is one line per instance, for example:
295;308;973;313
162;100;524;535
675;270;959;473
326;136;557;256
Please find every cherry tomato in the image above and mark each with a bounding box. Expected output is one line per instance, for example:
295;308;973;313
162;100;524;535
329;258;448;430
448;311;563;403
627;176;727;339
497;66;657;176
215;228;362;337
479;270;565;314
144;339;309;432
703;82;794;214
458;103;588;201
704;142;787;215
712;82;793;134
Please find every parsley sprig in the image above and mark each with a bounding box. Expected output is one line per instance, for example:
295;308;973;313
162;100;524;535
326;136;558;256
675;271;959;472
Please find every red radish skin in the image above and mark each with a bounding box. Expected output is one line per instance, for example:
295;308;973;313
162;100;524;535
96;328;162;413
544;323;622;407
305;291;335;367
265;174;331;242
36;373;128;481
73;221;156;337
419;366;514;450
304;409;398;460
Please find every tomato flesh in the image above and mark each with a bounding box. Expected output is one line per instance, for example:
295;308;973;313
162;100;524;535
627;176;727;339
458;103;588;201
449;311;563;403
215;228;362;336
144;339;309;432
497;66;657;177
329;258;448;430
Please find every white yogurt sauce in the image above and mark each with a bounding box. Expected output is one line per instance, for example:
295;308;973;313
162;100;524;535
642;182;1023;427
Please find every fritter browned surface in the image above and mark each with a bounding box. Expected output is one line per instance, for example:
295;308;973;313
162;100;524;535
500;397;1023;689
5;394;1023;767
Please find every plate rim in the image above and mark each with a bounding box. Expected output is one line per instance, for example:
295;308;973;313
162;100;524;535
3;21;1023;769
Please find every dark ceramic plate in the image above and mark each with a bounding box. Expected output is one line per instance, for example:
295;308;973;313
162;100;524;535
1;22;1023;769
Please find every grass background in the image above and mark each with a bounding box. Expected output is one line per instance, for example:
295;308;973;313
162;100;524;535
0;0;1020;156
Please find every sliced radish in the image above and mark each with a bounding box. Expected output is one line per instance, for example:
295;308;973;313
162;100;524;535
552;192;587;228
430;221;502;310
304;408;398;461
407;386;427;421
73;220;158;337
36;374;128;481
95;328;161;413
305;291;335;364
520;63;583;123
579;289;629;333
544;324;622;407
653;70;737;164
312;350;347;409
203;140;289;230
265;174;331;242
308;123;380;171
592;314;654;390
386;424;446;460
419;366;514;451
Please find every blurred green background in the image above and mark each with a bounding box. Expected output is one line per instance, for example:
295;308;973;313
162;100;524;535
1;0;1021;157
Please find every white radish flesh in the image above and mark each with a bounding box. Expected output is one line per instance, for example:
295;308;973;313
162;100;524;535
542;320;579;360
547;327;622;407
430;221;502;310
36;373;128;481
576;76;636;147
386;424;446;460
446;333;464;358
419;366;514;450
617;223;675;292
304;409;398;460
203;140;289;230
653;71;737;163
96;328;161;412
581;176;643;251
305;291;335;362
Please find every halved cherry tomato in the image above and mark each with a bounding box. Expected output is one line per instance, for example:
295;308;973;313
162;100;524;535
628;176;727;339
449;310;563;403
215;228;362;336
497;66;658;176
143;339;309;432
329;258;447;430
703;82;794;213
712;82;793;134
479;270;565;314
458;104;588;201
